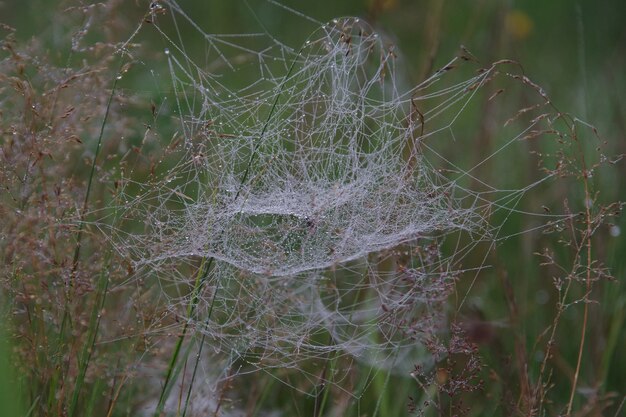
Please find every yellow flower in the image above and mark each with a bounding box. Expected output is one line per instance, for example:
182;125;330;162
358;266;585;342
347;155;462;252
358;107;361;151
505;10;534;40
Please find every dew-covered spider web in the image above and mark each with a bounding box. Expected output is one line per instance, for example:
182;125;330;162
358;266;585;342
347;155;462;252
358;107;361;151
98;0;579;413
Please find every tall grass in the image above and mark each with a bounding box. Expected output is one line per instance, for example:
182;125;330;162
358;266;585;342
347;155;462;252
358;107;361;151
1;1;624;417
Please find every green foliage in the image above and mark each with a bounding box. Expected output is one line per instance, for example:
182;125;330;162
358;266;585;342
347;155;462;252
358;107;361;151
0;304;26;417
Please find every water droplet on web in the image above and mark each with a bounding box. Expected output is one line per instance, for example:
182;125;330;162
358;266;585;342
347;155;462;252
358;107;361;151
164;48;170;55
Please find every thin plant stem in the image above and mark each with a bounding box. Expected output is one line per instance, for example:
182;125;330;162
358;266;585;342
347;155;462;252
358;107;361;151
60;56;125;416
153;257;213;416
566;135;594;416
70;63;123;278
163;41;306;416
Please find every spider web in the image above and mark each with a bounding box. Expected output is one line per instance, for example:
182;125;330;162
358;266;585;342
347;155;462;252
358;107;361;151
99;1;575;413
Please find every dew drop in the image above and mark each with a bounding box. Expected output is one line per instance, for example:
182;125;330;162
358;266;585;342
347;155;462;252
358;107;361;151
164;48;170;55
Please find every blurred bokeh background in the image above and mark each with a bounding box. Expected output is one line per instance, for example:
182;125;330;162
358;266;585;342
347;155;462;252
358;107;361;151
3;0;625;122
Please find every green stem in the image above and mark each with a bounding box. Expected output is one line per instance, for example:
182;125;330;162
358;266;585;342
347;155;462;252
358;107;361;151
156;39;305;417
